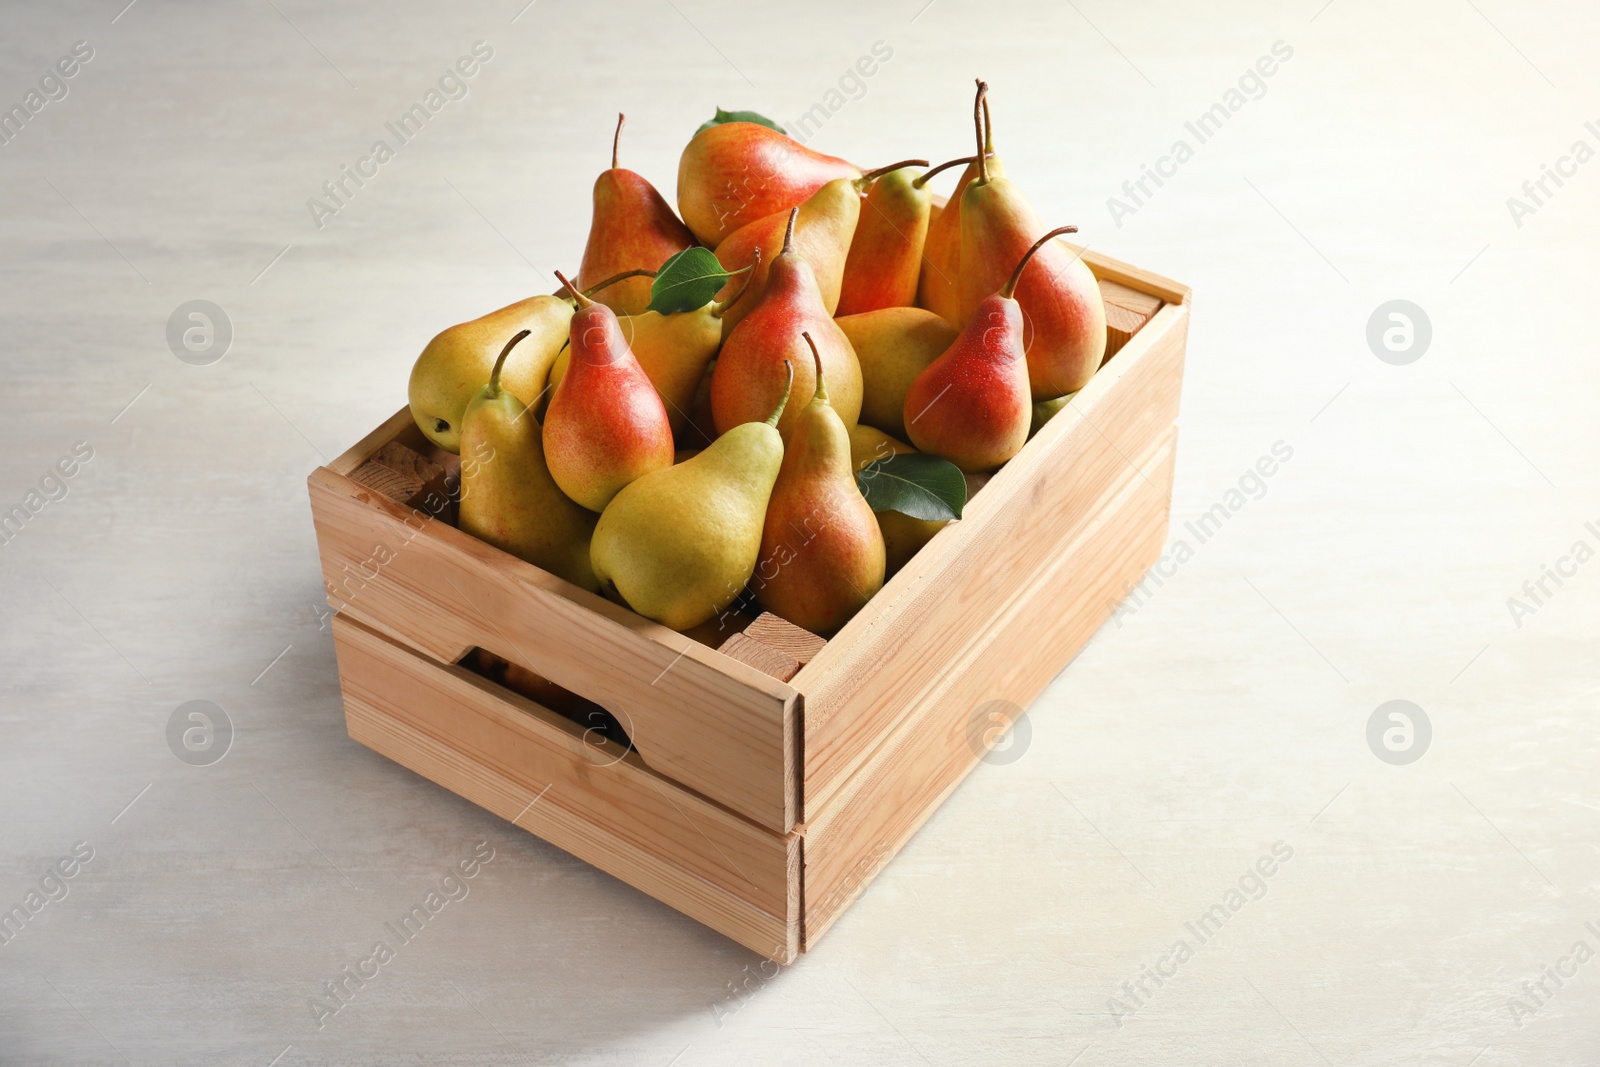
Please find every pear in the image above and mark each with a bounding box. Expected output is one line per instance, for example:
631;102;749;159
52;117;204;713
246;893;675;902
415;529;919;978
754;333;884;635
711;160;923;336
542;271;674;511
958;82;1106;399
592;363;795;631
836;157;954;316
458;330;598;591
836;307;959;441
677;120;859;246
711;209;862;439
904;225;1077;472
408;293;573;453
848;423;915;472
846;426;946;579
550;251;761;445
687;359;719;448
1030;392;1076;437
575;114;697;316
917;89;1003;324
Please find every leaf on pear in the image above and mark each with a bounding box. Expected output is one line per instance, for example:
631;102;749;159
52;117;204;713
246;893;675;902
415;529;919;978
856;453;966;522
647;247;735;315
696;108;787;135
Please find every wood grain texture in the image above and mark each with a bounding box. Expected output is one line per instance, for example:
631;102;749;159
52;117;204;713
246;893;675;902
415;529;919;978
795;302;1189;820
718;632;802;683
333;614;800;962
1098;278;1166;319
308;461;799;832
348;460;422;503
803;435;1177;946
1102;300;1149;361
743;613;827;666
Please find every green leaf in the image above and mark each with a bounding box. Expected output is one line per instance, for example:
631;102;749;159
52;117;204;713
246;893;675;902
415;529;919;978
856;453;967;522
647;248;733;315
696;107;787;136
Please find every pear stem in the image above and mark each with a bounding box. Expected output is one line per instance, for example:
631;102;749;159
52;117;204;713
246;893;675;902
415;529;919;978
856;158;931;185
765;360;795;427
712;247;761;318
802;331;827;404
912;153;985;189
973;80;990;185
581;267;656;298
553;269;591;308
781;207;798;255
982;94;995;154
1001;225;1078;299
612;112;624;170
487;329;531;398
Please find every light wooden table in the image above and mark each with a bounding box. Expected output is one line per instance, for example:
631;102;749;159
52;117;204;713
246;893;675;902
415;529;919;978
2;1;1595;1064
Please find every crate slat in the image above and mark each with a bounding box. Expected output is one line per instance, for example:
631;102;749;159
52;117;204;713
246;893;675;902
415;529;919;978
795;303;1189;820
309;471;799;832
333;614;800;961
803;433;1176;944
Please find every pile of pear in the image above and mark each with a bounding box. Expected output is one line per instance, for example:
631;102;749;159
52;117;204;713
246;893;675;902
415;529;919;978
406;82;1106;637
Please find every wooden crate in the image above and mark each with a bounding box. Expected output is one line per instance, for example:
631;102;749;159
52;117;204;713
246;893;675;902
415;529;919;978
307;247;1188;962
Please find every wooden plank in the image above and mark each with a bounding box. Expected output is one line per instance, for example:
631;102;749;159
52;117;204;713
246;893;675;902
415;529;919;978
307;466;798;833
349;461;422;504
333;614;800;962
1101;298;1149;361
742;613;827;666
1078;245;1190;307
1098;277;1165;319
718;633;801;683
803;435;1177;947
795;303;1188;820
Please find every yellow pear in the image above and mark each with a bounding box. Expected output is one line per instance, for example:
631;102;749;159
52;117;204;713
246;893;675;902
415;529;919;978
457;331;598;591
591;364;794;630
408;293;572;453
836;307;959;441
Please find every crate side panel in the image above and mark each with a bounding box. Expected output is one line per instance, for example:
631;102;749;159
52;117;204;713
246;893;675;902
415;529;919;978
798;306;1188;817
803;437;1176;947
332;615;800;961
308;474;795;832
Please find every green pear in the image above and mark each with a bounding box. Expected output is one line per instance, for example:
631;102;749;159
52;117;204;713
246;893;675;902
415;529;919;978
409;293;573;453
591;363;794;631
836;307;959;441
1030;392;1076;437
458;330;598;591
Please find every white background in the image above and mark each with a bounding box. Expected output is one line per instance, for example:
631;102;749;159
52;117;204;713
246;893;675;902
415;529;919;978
1;1;1596;1064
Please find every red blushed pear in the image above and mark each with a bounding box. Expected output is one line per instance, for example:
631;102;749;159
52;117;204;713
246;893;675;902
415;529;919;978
711;208;863;440
576;114;696;317
904;226;1077;472
677;121;860;246
836;155;971;316
917;87;1003;324
543;270;674;511
754;332;885;635
957;82;1106;399
712;159;926;337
